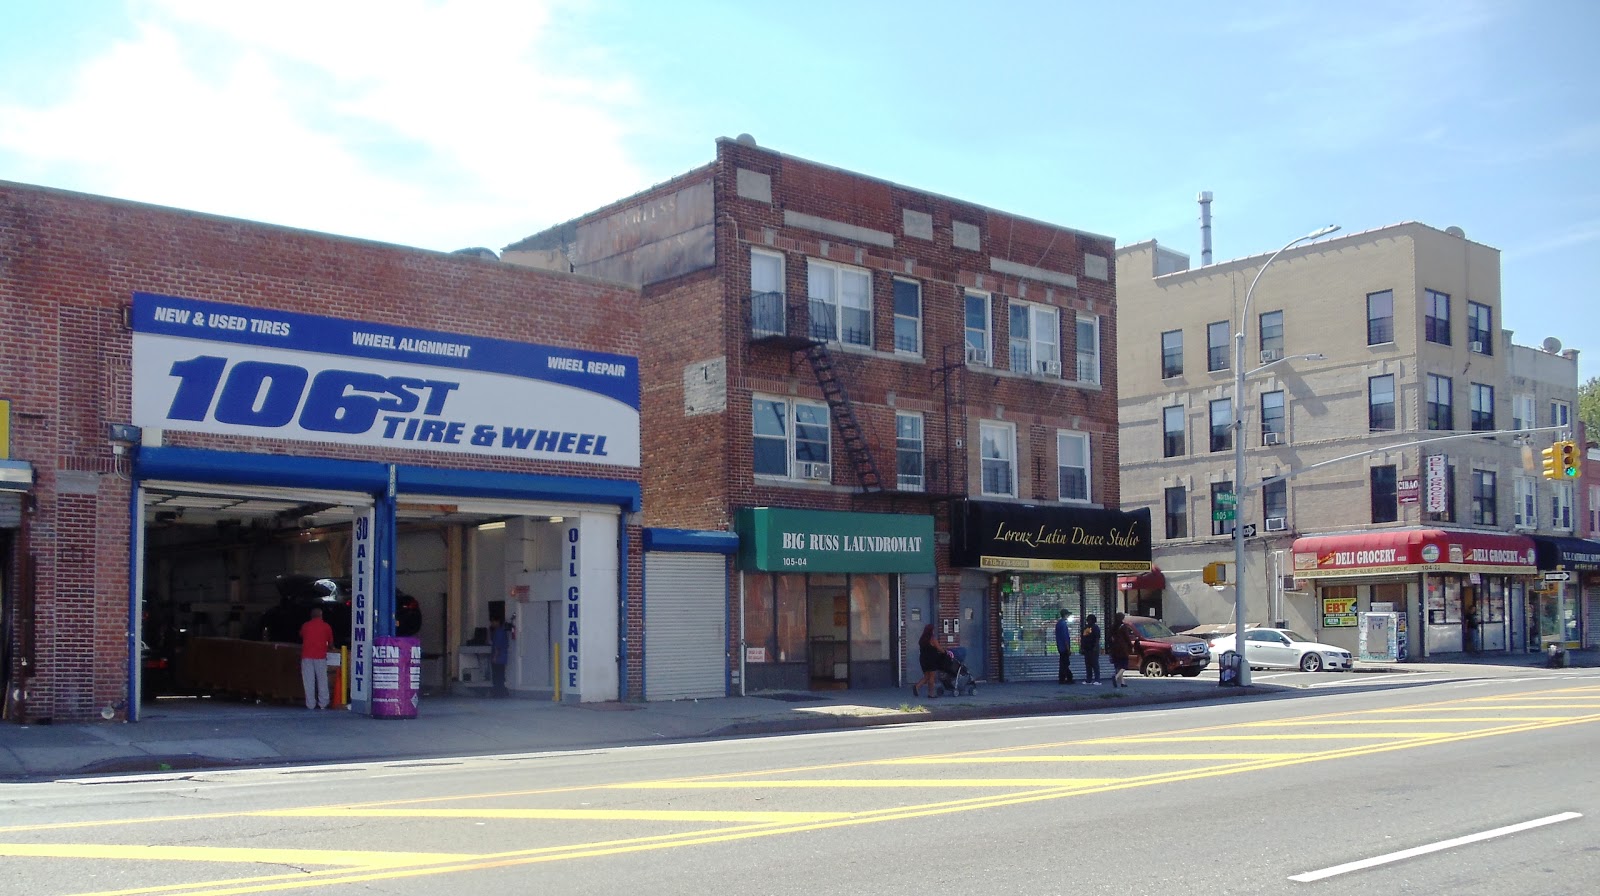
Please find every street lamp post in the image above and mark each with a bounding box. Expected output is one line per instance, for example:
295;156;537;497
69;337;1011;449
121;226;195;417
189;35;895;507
1231;224;1339;685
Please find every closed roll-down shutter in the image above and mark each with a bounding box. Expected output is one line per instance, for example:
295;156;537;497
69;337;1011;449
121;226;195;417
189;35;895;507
1586;585;1599;648
644;553;726;700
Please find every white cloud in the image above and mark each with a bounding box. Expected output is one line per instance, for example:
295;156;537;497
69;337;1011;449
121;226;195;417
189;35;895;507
0;0;645;251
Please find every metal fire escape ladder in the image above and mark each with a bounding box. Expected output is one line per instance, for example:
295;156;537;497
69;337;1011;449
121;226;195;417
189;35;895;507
799;342;883;494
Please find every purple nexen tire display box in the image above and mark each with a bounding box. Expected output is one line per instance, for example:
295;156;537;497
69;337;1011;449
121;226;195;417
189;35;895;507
371;636;422;719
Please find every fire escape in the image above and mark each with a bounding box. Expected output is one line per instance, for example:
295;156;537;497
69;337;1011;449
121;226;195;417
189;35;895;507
747;291;882;494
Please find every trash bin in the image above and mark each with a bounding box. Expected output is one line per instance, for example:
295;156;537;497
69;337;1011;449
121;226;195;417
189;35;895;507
1218;650;1242;687
372;635;422;719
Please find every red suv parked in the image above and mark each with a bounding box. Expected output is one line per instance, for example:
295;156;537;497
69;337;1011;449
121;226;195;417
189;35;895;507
1126;616;1210;677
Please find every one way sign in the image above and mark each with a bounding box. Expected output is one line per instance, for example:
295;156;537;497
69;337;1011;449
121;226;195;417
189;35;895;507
1241;523;1257;538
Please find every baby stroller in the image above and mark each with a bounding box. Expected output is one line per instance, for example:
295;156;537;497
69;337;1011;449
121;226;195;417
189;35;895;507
935;647;977;697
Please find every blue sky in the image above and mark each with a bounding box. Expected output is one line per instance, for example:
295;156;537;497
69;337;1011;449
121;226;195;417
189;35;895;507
2;0;1596;381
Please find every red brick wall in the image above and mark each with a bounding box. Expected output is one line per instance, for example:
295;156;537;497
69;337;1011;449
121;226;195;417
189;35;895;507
0;181;643;721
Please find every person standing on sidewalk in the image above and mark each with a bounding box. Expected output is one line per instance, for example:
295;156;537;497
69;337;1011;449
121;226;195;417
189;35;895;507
1080;614;1102;684
1054;610;1076;684
489;617;512;698
1109;612;1137;688
298;606;334;710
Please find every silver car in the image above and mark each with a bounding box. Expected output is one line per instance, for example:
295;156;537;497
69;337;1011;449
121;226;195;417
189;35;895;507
1206;628;1353;672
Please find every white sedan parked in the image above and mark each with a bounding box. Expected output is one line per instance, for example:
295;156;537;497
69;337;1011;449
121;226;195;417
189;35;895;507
1207;628;1353;672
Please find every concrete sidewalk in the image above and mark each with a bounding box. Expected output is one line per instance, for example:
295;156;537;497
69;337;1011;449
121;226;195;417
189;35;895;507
1;651;1591;782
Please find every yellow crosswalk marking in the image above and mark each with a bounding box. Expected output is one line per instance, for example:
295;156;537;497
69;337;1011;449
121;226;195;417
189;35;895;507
0;843;470;866
879;753;1306;762
622;778;1121;788
259;808;848;822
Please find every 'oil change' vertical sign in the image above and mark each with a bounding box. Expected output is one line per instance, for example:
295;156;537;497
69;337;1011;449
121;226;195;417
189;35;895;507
563;522;581;697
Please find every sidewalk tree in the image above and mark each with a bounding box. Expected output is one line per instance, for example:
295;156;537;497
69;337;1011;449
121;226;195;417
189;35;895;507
1581;376;1600;443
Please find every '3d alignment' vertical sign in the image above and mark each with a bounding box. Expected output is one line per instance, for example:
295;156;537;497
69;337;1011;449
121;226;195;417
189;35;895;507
564;522;581;694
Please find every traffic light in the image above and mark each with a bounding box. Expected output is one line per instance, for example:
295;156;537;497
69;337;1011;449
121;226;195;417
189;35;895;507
1541;444;1561;480
1558;440;1581;479
1203;561;1229;585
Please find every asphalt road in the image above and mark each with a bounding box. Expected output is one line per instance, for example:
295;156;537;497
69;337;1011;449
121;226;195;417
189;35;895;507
3;671;1597;896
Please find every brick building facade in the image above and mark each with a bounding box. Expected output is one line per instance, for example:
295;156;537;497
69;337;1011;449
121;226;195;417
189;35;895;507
506;138;1148;690
1;181;645;724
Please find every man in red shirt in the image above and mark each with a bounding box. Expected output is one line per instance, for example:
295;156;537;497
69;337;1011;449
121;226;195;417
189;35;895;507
299;607;335;710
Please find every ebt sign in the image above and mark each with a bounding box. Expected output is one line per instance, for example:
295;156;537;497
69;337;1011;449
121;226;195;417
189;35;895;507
129;293;640;467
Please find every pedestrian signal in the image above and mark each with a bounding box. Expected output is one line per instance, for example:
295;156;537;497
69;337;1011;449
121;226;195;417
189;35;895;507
1203;561;1229;585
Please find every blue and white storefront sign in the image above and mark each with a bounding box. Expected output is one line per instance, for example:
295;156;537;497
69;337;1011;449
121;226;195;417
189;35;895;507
130;293;640;467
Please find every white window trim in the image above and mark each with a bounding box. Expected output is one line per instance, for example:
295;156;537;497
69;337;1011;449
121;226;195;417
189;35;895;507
752;394;831;481
1056;430;1091;503
892;277;922;356
1512;393;1535;431
1076;314;1101;384
1009;300;1061;377
979;420;1017;498
965;289;992;366
895;411;925;493
1514;475;1537;529
751;248;784;293
807;259;872;348
1551;482;1574;530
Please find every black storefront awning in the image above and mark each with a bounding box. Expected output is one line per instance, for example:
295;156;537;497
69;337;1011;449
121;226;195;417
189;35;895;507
949;499;1152;573
1532;536;1600;572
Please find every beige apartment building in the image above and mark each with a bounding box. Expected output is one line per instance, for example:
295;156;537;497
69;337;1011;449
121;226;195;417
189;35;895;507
1116;222;1588;661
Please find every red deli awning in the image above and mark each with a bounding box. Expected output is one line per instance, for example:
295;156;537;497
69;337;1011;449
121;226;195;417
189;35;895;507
1291;529;1537;579
1117;565;1165;591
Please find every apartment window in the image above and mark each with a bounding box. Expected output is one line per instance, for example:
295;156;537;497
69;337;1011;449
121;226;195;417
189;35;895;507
1424;289;1451;345
1209;398;1233;452
1550;400;1570;428
892;279;922;355
1550;482;1574;530
964;290;991;365
1164;486;1188;540
1207;320;1230;372
1163;405;1186;458
1368;375;1396;431
749;250;785;336
1514;476;1537;528
1211;481;1236;536
895;412;924;493
1471;469;1497;526
1467;301;1493;354
1470;383;1495;432
1057;431;1090;502
1076;314;1101;384
980;421;1016;497
1590;484;1599;532
1371;465;1399;523
807;259;871;347
1262;478;1287;525
1259;310;1284;360
1161;330;1183;378
752;396;830;478
1426;374;1454;431
1513;393;1535;431
1009;301;1061;376
1261;391;1285;445
1367;290;1394;345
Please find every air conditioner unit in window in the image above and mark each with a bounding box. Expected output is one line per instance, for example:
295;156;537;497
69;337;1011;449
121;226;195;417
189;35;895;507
1260;348;1282;364
1281;575;1301;591
1470;341;1485;353
965;345;989;365
1265;516;1288;532
1037;359;1061;376
1263;431;1282;446
798;462;831;481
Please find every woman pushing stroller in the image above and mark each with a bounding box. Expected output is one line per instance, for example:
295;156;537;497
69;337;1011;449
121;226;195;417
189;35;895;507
912;623;950;698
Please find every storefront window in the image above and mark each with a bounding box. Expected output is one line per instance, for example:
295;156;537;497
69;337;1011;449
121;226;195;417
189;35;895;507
775;574;809;662
850;575;892;662
745;574;775;659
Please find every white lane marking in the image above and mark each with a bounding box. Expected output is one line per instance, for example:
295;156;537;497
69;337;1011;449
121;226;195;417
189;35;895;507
1290;812;1583;882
